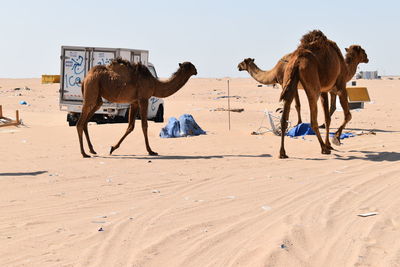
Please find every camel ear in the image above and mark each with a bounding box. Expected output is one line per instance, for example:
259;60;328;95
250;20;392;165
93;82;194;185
345;48;349;52
179;63;182;67
251;58;255;62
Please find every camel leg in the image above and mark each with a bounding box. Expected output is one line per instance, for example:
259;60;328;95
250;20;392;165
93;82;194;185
77;103;98;158
294;90;302;125
110;102;139;155
139;99;158;156
328;92;337;118
84;98;103;154
305;91;330;155
279;96;295;159
320;92;333;150
332;91;352;146
319;92;337;128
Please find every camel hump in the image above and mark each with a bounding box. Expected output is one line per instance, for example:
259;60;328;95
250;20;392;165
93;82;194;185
300;30;327;46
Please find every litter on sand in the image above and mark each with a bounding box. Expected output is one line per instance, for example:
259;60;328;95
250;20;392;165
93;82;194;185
160;114;206;138
211;108;244;113
358;212;379;217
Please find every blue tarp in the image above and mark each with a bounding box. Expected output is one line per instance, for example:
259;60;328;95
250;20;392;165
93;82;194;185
287;123;355;139
286;123;315;137
160;114;206;138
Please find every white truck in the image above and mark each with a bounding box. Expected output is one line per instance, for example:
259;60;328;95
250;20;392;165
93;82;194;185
59;46;164;126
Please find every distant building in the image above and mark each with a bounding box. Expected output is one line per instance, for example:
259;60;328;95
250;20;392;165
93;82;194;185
356;71;380;79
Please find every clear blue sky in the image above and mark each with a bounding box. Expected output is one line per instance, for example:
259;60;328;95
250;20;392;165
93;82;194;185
1;0;399;78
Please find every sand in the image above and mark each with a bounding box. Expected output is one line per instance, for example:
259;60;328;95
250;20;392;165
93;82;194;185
1;77;400;266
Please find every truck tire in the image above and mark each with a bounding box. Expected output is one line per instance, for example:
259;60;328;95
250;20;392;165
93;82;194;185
154;105;164;123
67;113;79;126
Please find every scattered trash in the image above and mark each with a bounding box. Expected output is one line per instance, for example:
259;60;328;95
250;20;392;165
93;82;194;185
329;132;355;139
211;108;244;113
261;205;272;211
148;160;152;163
98;227;104;232
19;101;27;105
106;178;112;183
280;244;287;249
152;189;160;193
253;109;290;136
213;95;241;100
358;212;379;217
355;130;376;136
160;114;206;138
287;123;315;138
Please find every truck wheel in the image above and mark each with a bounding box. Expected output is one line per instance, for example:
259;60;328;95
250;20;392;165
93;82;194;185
154;105;164;123
67;113;78;126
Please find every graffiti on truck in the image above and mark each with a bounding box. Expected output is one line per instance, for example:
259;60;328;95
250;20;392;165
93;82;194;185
64;53;85;88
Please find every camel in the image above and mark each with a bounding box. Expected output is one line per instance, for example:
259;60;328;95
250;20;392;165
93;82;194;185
237;44;368;126
278;30;368;158
238;55;303;125
77;58;197;158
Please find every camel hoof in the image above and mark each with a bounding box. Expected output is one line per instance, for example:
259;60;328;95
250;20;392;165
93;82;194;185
331;136;341;146
279;154;289;159
90;150;97;155
148;151;158;156
322;149;331;155
82;153;91;158
110;146;116;155
319;124;326;129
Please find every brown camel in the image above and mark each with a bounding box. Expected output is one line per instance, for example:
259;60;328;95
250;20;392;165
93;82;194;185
279;30;368;158
77;58;197;158
237;44;368;126
238;55;304;125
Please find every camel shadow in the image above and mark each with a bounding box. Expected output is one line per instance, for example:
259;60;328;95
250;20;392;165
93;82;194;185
0;171;48;176
333;150;400;162
98;154;272;160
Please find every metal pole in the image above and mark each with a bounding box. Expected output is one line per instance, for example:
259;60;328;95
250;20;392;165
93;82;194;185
227;80;231;130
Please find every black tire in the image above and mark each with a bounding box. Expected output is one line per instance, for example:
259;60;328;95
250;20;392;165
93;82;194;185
154;105;164;123
67;113;78;126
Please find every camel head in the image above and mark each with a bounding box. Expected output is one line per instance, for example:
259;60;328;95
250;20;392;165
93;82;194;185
237;58;255;71
179;62;197;76
345;45;369;64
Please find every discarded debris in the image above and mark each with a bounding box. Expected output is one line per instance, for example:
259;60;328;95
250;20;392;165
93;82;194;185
358;212;379;217
355;130;376;136
98;227;104;232
261;205;272;211
152;189;160;193
213;95;241;100
19;101;27;105
211;108;244;113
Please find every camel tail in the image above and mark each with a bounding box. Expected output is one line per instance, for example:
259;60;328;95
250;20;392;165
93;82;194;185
280;58;300;102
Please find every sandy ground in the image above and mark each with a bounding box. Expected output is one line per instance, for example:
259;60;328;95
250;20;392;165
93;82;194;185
1;77;400;267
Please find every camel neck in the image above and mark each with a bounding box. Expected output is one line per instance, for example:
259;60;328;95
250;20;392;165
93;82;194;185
247;63;278;85
345;60;360;81
153;70;191;98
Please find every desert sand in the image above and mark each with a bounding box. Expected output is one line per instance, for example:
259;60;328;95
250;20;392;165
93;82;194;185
1;77;400;266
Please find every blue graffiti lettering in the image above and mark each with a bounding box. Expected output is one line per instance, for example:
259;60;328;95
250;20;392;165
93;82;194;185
71;56;84;74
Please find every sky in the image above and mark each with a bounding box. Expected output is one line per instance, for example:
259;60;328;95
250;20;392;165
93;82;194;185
0;0;399;78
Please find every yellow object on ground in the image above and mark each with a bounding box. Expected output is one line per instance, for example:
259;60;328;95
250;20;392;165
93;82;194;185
41;75;60;84
346;86;370;102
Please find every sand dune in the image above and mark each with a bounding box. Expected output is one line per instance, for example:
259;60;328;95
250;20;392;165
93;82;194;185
1;77;400;266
